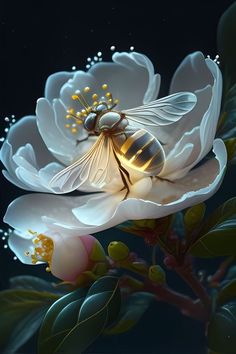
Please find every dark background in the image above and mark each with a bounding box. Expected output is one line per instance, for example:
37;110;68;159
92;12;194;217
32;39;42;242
0;1;236;353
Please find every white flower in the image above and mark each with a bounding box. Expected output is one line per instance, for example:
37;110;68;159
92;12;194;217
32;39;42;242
0;51;160;192
2;51;227;235
6;205;106;282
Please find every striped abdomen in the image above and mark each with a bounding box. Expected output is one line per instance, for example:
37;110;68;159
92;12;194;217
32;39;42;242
112;129;165;175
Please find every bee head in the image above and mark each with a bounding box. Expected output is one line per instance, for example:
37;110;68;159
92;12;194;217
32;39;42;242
84;112;97;131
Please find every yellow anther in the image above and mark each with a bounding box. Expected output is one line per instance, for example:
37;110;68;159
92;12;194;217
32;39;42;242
108;98;113;103
76;112;82;118
102;84;108;90
72;95;79;100
114;99;119;104
68;108;75;114
46;266;51;272
105;92;111;98
65;124;71;128
28;229;37;235
71;128;78;134
83;86;91;93
93;101;98;106
66;115;71;119
92;93;98;100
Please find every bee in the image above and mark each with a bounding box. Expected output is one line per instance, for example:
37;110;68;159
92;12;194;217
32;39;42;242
50;88;196;198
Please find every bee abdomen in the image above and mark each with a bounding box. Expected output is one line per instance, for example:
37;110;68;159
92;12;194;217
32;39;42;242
119;129;165;175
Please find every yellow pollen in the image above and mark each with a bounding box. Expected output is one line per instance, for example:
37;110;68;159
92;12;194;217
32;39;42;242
83;86;90;93
71;128;78;133
66;115;72;119
106;92;111;98
93;101;98;106
30;233;54;267
92;93;98;100
108;98;113;103
65;124;71;128
114;99;119;104
68;108;75;114
72;94;79;100
102;84;108;90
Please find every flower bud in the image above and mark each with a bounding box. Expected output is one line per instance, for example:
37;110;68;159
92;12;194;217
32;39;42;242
184;203;206;230
108;241;129;261
148;265;166;284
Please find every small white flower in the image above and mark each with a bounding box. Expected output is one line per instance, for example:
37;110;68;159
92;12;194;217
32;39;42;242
2;51;227;234
5;205;106;282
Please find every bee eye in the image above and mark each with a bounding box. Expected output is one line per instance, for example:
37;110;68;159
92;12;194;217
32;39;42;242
96;103;107;112
84;113;97;131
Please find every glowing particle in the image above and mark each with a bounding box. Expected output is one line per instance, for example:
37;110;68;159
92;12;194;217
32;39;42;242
130;46;134;51
99;58;102;62
87;57;91;62
91;61;95;65
12;118;16;123
0;229;3;233
13;256;17;260
110;45;116;51
86;64;90;69
94;56;98;61
4;128;9;133
72;66;76;70
4;117;10;122
4;232;8;236
4;245;8;249
2;236;6;240
97;51;102;57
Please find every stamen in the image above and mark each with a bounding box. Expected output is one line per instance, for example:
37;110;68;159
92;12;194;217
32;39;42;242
28;233;54;271
102;83;108;90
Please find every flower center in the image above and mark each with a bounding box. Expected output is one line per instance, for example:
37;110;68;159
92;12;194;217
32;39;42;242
65;83;119;135
25;230;54;272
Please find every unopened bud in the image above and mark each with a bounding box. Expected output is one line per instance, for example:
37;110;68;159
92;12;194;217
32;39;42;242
108;241;129;261
148;265;166;284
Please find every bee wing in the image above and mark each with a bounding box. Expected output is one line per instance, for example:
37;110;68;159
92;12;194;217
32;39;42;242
49;134;118;193
122;92;197;126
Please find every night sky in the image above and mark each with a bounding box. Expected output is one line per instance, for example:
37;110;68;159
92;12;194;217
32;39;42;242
0;1;236;353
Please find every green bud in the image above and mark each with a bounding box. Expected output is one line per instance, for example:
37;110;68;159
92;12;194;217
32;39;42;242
108;241;130;261
90;240;106;262
184;203;206;229
148;265;166;284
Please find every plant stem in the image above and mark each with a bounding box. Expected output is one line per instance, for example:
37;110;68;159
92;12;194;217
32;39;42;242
175;265;211;317
144;281;208;321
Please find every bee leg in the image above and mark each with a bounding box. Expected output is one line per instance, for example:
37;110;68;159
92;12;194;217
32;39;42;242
113;149;131;199
155;176;174;184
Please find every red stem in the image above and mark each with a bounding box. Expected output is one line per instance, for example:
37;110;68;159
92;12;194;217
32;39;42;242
174;265;211;317
143;281;208;321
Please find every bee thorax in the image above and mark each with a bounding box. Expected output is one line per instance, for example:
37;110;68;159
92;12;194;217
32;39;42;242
98;111;128;132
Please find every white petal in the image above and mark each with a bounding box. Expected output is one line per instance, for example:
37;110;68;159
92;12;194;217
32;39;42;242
8;231;36;264
45;71;73;101
72;139;226;228
89;51;160;109
0;116;59;191
50;234;89;281
36;98;95;166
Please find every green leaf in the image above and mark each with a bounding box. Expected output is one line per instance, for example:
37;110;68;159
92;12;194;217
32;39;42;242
184;203;206;232
38;287;87;354
217;280;236;306
0;289;58;353
104;292;154;335
38;276;121;354
217;2;236;89
219;84;236;139
9;275;66;294
226;265;236;281
208;301;236;354
188;198;236;257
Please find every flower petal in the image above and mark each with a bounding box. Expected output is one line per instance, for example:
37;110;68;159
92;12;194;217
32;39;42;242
89;51;160;109
72;139;226;228
0;116;61;191
50;234;89;281
8;231;37;264
45;71;73;102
